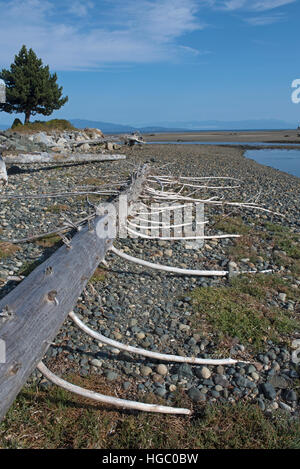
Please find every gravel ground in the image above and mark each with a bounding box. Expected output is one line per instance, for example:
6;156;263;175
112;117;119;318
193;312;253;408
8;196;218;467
0;143;299;416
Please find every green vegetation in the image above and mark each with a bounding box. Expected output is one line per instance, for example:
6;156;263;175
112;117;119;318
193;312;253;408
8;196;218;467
0;45;68;123
213;215;260;262
0;378;299;449
228;235;260;263
191;274;299;349
261;222;300;274
214;217;300;270
264;222;300;260
35;234;62;248
10;119;76;133
214;215;251;235
11;118;23;129
90;267;107;284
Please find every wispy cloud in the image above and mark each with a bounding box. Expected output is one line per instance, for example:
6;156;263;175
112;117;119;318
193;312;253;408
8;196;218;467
0;0;296;71
250;0;296;11
220;0;247;10
211;0;296;26
213;0;296;10
245;13;285;25
0;0;204;71
68;1;94;17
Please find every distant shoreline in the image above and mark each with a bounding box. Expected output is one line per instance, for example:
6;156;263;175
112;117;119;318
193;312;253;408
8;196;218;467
141;129;300;144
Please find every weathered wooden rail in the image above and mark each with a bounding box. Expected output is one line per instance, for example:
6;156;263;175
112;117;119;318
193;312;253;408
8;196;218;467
0;165;149;422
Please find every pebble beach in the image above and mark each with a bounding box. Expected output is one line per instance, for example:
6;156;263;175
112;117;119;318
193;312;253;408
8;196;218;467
0;142;300;418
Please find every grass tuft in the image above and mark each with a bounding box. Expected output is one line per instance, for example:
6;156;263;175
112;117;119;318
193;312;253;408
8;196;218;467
90;267;107;284
191;274;299;349
214;215;251;235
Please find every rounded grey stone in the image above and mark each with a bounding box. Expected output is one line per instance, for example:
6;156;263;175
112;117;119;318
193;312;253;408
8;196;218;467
188;387;206;403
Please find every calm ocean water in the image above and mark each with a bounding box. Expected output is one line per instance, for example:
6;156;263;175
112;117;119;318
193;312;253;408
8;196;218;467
245;149;300;178
147;142;300;178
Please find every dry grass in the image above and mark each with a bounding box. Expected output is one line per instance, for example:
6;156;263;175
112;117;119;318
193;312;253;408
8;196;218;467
46;203;69;214
0;370;299;449
83;177;104;186
0;242;19;260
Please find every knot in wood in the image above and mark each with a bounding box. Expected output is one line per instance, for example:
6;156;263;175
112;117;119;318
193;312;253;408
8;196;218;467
46;290;59;306
44;266;53;276
0;305;15;321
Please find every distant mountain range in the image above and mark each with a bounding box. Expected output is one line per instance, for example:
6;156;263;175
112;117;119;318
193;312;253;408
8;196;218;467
0;118;297;133
70;119;137;133
71;118;297;133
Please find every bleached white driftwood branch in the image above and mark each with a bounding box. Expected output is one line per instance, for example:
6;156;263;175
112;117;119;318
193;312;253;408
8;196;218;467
111;245;228;276
69;311;239;365
37;361;191;415
0;189;117;201
111;246;274;277
126;226;240;241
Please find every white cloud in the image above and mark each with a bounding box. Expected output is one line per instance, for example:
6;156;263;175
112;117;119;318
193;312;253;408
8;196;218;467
250;0;296;11
0;0;296;70
221;0;247;10
211;0;296;26
245;13;285;25
118;0;201;41
212;0;296;10
68;1;94;17
0;0;204;71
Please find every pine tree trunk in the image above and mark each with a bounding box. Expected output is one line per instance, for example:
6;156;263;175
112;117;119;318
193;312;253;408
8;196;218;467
24;111;31;124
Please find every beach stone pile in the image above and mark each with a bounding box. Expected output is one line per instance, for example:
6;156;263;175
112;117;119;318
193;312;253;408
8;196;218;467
0;143;299;417
0;128;121;154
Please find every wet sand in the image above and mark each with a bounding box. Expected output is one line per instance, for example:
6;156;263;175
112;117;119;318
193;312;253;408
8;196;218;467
143;129;300;144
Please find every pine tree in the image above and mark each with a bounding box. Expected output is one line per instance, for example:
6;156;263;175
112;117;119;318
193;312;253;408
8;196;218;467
0;45;68;124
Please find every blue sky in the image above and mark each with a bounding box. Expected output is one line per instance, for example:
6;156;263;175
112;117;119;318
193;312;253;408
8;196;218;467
0;0;300;126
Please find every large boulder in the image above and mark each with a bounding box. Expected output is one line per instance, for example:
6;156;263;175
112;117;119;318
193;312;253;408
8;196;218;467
28;132;55;146
84;128;104;139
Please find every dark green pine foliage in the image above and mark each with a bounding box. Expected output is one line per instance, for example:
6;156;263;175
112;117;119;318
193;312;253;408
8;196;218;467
0;45;68;123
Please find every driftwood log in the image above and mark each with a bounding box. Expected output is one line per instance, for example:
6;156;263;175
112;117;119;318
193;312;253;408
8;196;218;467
0;156;8;186
0;165;150;422
70;137;120;148
3;152;126;164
